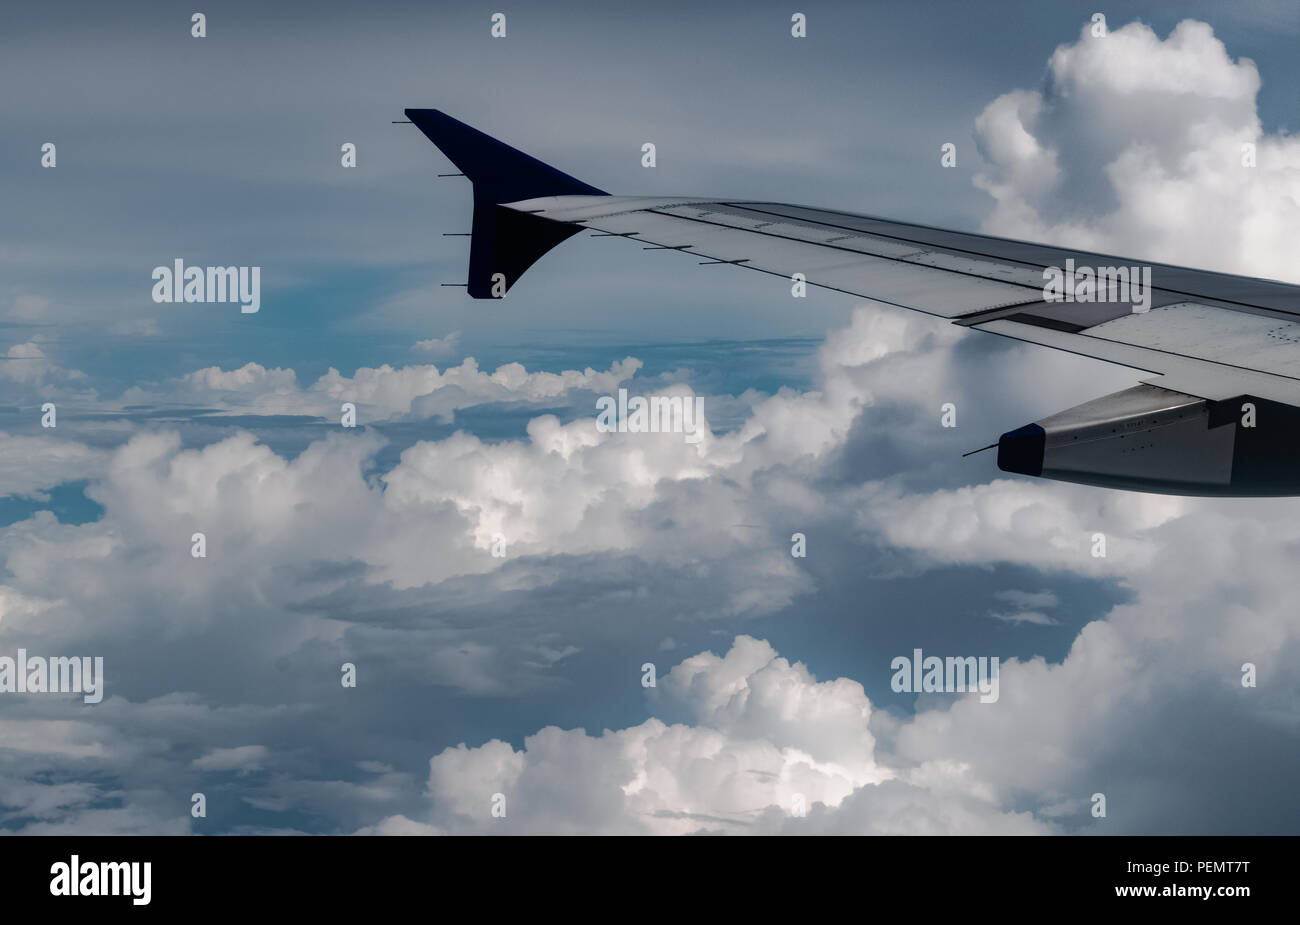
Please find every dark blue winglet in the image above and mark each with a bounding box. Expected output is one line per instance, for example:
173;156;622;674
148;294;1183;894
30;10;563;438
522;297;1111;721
406;109;607;298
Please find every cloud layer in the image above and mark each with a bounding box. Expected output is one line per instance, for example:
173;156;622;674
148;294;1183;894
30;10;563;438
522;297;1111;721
2;16;1299;836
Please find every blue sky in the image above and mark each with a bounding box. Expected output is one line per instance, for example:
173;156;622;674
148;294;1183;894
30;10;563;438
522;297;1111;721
1;1;1299;835
5;0;1297;385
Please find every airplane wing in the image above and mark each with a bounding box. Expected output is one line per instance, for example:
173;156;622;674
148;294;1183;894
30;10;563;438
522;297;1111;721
406;108;1300;497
